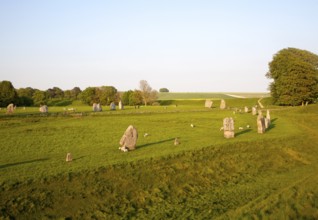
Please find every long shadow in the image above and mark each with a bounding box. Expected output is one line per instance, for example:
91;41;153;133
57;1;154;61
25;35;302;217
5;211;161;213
0;158;49;169
236;129;252;137
138;138;176;149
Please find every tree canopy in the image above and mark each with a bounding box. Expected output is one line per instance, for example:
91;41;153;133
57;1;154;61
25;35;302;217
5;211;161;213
266;48;318;106
0;81;18;107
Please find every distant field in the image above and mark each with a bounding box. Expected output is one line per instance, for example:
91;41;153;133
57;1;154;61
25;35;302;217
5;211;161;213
158;92;270;100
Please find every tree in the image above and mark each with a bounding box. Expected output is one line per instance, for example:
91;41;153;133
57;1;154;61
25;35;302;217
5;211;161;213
122;90;133;105
96;86;117;105
159;88;169;92
139;80;158;106
129;90;143;106
266;48;318;106
46;87;64;99
71;87;82;100
32;90;48;106
79;87;97;105
17;87;36;106
0;80;18;107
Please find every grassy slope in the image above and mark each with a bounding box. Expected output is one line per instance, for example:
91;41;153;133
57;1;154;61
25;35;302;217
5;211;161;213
0;101;318;219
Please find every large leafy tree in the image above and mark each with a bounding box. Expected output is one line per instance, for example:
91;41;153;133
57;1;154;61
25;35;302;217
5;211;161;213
97;86;117;105
266;48;318;106
139;80;158;106
17;87;36;106
0;80;18;107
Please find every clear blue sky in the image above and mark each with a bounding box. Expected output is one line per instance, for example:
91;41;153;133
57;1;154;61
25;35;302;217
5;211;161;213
1;0;318;92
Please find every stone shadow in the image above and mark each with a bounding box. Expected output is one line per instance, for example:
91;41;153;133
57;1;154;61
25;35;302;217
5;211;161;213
235;129;252;137
266;118;277;132
0;158;49;169
138;138;176;149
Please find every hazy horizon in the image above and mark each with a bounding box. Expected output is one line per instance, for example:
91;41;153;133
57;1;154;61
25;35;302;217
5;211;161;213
1;1;318;92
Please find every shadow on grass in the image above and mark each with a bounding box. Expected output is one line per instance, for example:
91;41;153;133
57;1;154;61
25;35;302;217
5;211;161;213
138;138;176;149
266;118;277;132
236;129;252;137
73;156;86;161
0;158;49;169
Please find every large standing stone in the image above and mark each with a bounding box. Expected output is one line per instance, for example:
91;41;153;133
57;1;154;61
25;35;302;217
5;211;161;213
257;115;266;134
265;110;271;129
110;102;116;110
220;99;226;110
119;101;124;110
205;100;213;108
93;103;102;112
252;107;257;115
39;105;48;113
119;125;138;151
244;106;249;113
6;103;14;114
223;117;235;138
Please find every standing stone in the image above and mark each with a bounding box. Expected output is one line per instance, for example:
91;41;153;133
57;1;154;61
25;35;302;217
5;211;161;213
6;103;14;114
39;105;48;113
119;125;138;151
265;110;271;129
223;117;235;138
258;110;263;117
244;106;249;113
110;102;116;110
119;101;124;110
66;153;72;162
205;100;213;108
252;107;257;115
220;99;226;110
93;103;102;112
174;138;180;146
257;115;266;134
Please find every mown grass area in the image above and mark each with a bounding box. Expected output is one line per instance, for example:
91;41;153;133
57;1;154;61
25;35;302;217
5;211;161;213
1;100;318;219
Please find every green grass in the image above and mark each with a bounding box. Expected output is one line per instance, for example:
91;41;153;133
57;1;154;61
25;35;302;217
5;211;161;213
1;100;318;219
158;92;270;100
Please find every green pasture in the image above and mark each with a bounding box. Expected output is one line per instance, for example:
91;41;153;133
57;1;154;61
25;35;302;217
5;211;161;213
157;92;270;100
1;98;318;219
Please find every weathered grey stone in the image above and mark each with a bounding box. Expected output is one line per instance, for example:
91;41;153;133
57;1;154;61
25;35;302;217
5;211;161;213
110;102;116;110
119;101;124;110
6;103;14;114
223;117;234;138
252;107;257;115
93;103;102;112
119;125;138;151
66;153;72;162
220;99;226;110
257;115;266;134
39;105;48;113
258;110;263;117
205;100;213;108
244;106;249;113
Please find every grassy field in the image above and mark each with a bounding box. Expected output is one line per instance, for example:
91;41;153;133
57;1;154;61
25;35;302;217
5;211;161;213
1;98;318;219
157;92;270;100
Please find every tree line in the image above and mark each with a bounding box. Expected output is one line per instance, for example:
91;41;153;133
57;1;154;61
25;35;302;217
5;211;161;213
0;80;158;107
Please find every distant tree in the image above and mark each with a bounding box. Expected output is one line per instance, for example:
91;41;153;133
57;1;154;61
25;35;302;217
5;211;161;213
47;87;64;99
32;90;48;106
63;90;72;100
0;80;18;107
159;88;169;92
139;80;158;105
79;87;97;105
122;90;134;105
129;90;143;106
266;48;318;105
71;87;82;100
17;87;36;106
97;86;118;105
